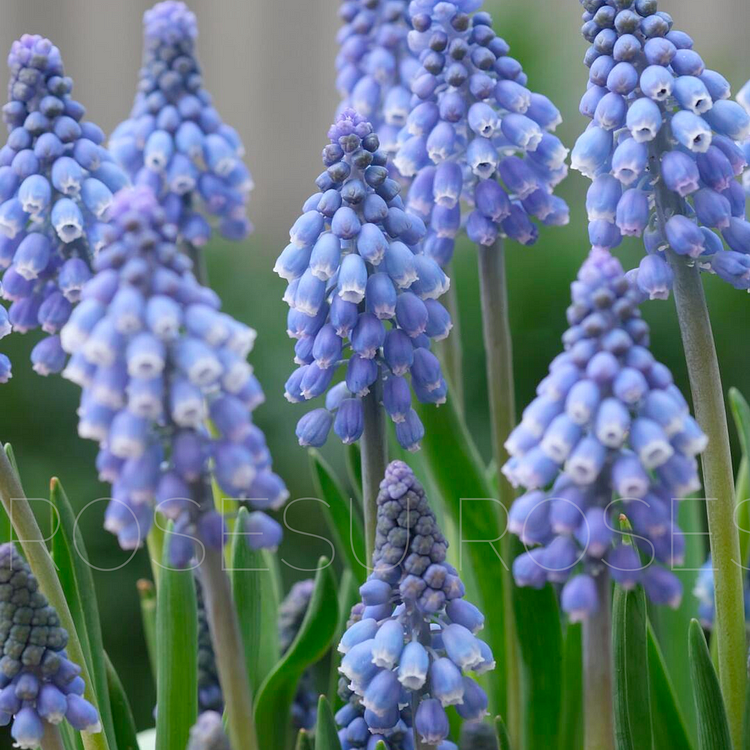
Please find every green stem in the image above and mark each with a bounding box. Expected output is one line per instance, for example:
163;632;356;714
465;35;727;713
42;723;66;750
186;239;209;287
583;572;613;750
361;383;388;562
668;253;746;748
439;261;464;412
137;578;158;686
476;238;520;742
0;447;110;750
199;546;258;750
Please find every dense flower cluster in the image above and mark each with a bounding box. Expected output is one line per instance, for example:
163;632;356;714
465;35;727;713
278;579;317;730
59;186;286;564
336;461;492;748
694;557;750;629
277;110;452;452
504;248;705;618
337;0;419;158
395;0;569;267
0;544;100;749
186;711;230;750
109;1;252;246
195;577;222;713
572;0;750;293
0;34;129;382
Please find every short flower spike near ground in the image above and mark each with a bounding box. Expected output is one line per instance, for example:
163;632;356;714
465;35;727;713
0;544;100;749
0;34;129;382
109;1;253;247
337;0;419;159
572;0;750;294
60;186;286;564
398;0;570;267
186;711;230;750
277;109;452;452
336;460;493;748
195;577;222;713
504;247;706;618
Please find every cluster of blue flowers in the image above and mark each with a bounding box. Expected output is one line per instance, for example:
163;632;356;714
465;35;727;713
59;186;286;565
693;557;750;629
0;34;129;383
504;248;705;619
336;460;493;748
394;0;569;267
109;1;253;247
572;0;750;293
195;577;222;713
187;710;230;750
277;110;452;452
0;544;100;749
337;0;419;159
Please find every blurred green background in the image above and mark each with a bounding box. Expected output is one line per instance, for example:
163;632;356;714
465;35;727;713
0;0;746;731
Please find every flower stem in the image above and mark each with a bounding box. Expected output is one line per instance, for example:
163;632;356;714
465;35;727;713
186;240;209;286
199;546;259;750
476;238;520;740
42;723;66;750
439;261;464;411
583;572;613;750
0;447;110;750
361;383;388;562
668;252;746;748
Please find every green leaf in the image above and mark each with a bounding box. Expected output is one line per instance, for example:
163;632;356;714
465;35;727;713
137;579;158;687
309;449;367;583
105;651;139;750
254;558;339;749
416;399;506;716
559;624;583;750
294;730;314;750
345;442;363;501
49;478;116;747
612;586;653;750
730;388;750;567
229;506;281;695
315;695;341;750
496;715;512;750
689;619;732;750
647;623;693;750
156;523;198;750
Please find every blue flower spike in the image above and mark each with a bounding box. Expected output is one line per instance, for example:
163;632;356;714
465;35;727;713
573;0;750;294
109;1;253;246
60;186;286;565
504;248;706;618
335;460;492;748
277;109;453;453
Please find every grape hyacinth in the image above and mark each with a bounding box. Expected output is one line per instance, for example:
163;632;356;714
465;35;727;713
0;544;101;749
60;186;286;564
572;0;750;293
109;1;252;247
504;248;707;618
0;34;130;382
694;557;750;629
278;580;317;731
335;460;493;747
196;577;222;713
738;79;750;195
337;0;420;159
187;711;230;750
277;110;452;452
396;0;570;267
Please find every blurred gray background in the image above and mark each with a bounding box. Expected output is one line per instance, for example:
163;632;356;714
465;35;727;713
0;0;746;730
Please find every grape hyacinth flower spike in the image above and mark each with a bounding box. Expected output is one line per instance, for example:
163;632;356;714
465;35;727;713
0;544;101;749
336;460;493;748
109;1;253;250
187;711;230;750
277;108;452;455
196;577;222;713
572;0;750;294
60;186;286;565
0;34;129;382
337;0;420;160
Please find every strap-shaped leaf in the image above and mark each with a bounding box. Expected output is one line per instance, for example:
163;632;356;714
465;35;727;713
689;619;732;750
156;523;198;750
254;557;339;749
105;651;139;750
137;579;158;686
559;624;583;750
230;506;281;694
345;442;363;501
612;586;653;750
294;730;314;750
315;695;340;750
496;715;512;750
309;449;367;583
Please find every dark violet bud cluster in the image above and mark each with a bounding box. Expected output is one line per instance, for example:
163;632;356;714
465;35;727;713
186;711;230;750
396;0;569;267
0;544;100;749
572;0;750;294
336;461;492;748
504;248;706;619
0;34;129;383
337;0;420;157
278;580;317;731
277;110;452;453
109;1;252;246
195;577;222;713
693;557;750;630
59;186;286;565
